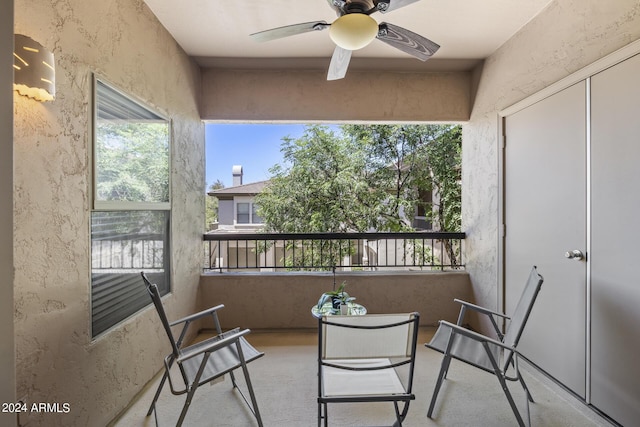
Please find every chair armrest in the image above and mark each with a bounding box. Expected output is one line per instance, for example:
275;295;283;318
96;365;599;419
169;304;225;327
454;299;510;320
438;320;516;353
176;328;251;363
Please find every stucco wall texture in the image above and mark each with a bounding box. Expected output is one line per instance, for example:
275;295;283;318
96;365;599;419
201;68;472;122
13;0;204;425
200;272;473;330
462;0;640;331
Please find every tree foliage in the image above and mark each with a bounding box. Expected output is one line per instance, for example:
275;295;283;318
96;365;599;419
256;126;372;233
256;124;461;234
93;121;170;238
421;125;462;232
95;122;169;203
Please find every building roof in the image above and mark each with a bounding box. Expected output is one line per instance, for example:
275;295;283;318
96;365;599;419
208;180;269;199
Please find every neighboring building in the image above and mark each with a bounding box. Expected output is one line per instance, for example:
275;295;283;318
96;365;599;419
208;166;267;232
206;166;273;270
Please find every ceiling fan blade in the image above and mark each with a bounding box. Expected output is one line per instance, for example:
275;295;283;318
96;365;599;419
378;0;422;13
327;46;352;81
376;22;440;61
250;21;330;42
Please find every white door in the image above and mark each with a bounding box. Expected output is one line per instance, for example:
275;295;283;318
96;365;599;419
504;81;587;397
590;53;640;427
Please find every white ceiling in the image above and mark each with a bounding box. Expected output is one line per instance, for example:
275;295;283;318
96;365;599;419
143;0;553;71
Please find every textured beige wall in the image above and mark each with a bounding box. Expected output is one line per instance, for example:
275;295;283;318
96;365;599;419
201;68;472;122
2;5;16;427
463;0;640;330
200;272;473;330
13;1;204;425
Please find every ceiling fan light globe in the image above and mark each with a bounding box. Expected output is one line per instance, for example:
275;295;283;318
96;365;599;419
329;14;378;50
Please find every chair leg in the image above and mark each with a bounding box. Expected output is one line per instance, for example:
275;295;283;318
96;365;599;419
147;370;169;417
317;402;328;427
229;370;238;388
396;400;411;425
392;401;404;427
239;361;263;427
517;371;535;403
428;354;452;418
176;385;198;427
495;373;527;427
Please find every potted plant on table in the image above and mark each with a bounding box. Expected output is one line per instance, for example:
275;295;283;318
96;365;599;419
317;281;355;314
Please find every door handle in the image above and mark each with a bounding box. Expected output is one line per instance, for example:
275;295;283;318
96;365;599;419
564;249;585;261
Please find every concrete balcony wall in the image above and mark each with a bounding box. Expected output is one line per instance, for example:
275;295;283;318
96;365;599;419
201;68;472;122
199;271;473;330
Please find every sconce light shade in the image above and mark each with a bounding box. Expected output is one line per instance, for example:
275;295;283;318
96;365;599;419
13;34;56;102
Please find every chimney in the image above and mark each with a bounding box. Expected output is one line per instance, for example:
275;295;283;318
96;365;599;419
232;165;243;186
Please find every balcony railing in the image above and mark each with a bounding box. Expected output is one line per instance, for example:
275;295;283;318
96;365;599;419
203;231;465;272
91;232;166;271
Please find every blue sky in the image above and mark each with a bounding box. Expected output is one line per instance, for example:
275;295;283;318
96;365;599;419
205;123;308;188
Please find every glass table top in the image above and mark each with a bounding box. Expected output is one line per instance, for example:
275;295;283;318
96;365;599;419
311;301;367;318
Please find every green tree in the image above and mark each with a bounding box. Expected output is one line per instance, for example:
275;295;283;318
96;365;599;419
343;124;442;231
256;124;461;233
255;123;462;268
95;122;169;203
342;124;462;266
420;125;462;232
256;125;372;233
205;180;224;230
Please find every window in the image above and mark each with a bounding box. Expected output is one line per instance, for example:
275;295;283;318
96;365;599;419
237;202;250;224
235;201;262;224
413;189;433;230
91;78;171;337
252;203;263;224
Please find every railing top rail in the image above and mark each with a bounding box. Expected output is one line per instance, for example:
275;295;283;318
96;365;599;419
203;231;466;241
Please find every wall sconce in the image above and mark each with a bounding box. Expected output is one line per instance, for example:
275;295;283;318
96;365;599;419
13;34;56;102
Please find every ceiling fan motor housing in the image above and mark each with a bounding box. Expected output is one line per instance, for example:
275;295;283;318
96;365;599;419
346;0;376;13
332;0;386;15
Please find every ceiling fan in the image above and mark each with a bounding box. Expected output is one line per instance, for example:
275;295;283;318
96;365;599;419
250;0;440;80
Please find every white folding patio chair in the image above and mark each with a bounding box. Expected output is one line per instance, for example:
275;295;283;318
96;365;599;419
140;272;264;427
318;312;420;427
425;266;543;427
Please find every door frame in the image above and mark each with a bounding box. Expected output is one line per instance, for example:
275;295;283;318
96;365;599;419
497;38;640;405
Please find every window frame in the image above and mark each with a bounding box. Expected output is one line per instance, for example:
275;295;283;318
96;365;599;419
90;75;172;338
92;78;171;211
251;203;263;224
234;197;262;225
236;202;251;224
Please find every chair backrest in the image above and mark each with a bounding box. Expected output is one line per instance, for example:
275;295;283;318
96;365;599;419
141;272;180;357
320;313;419;360
502;266;544;366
